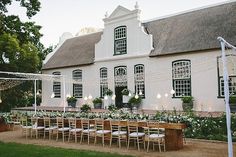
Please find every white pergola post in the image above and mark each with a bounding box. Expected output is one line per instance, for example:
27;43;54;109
34;79;37;115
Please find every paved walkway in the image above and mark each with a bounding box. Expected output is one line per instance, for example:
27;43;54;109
0;128;235;157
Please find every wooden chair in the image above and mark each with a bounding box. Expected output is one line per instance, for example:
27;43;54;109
43;117;57;140
127;121;145;151
56;117;70;142
20;116;32;139
110;120;127;148
81;119;96;144
31;117;45;139
94;119;111;147
145;121;166;152
68;118;82;143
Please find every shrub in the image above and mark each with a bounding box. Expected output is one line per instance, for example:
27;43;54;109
66;96;77;103
229;95;236;103
92;97;102;104
121;88;130;96
128;96;142;105
80;104;91;113
181;96;194;103
104;89;113;96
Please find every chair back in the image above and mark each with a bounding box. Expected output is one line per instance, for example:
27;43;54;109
68;117;77;129
56;117;64;128
95;119;104;130
43;117;51;128
20;116;29;126
110;120;120;132
147;121;162;135
81;119;90;130
31;117;39;128
128;121;139;134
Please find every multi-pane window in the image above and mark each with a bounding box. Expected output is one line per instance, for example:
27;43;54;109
100;67;108;98
172;60;191;97
72;69;82;98
134;64;145;98
73;84;83;98
217;54;236;97
52;71;61;98
72;69;82;81
114;26;127;55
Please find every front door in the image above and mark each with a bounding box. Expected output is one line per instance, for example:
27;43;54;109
115;86;127;108
114;66;127;108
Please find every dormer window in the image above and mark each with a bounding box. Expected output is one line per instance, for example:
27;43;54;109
114;26;127;55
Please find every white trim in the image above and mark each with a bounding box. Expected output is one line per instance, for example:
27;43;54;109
95;54;149;63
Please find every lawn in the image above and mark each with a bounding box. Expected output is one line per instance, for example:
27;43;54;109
0;142;133;157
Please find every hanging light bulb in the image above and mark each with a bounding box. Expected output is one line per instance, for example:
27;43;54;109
104;95;108;100
135;93;139;99
170;89;175;95
139;90;142;95
165;93;168;97
0;91;2;103
128;92;132;97
112;94;116;100
157;93;161;99
36;90;40;95
88;94;92;100
0;98;2;103
66;93;71;98
84;96;88;101
51;92;55;98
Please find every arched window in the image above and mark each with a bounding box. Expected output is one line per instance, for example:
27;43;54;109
217;54;236;97
72;69;82;98
52;71;61;98
134;64;145;98
72;69;82;80
100;67;108;98
172;60;191;97
114;26;127;55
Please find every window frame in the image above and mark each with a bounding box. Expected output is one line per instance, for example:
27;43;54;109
72;69;82;81
100;67;108;98
52;71;61;98
134;64;145;98
217;54;236;98
114;26;127;56
73;83;83;98
172;59;192;98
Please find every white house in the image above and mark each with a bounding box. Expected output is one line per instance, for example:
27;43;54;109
42;2;236;112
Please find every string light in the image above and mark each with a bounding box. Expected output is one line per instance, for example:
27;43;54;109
128;92;132;97
84;96;88;101
0;90;2;103
139;90;142;95
165;93;168;97
88;94;92;100
135;93;139;99
104;95;108;100
170;89;175;95
50;92;55;98
66;93;71;98
112;94;116;100
157;94;161;99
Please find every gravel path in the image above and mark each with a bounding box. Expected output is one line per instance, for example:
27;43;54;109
0;127;235;157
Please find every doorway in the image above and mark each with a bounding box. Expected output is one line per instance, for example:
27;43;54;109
115;86;127;108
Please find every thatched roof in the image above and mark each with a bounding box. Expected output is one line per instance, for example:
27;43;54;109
42;32;102;70
147;2;236;56
42;1;236;70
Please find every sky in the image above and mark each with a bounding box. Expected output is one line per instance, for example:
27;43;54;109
7;0;230;48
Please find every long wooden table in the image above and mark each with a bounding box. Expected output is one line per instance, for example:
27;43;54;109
37;118;186;151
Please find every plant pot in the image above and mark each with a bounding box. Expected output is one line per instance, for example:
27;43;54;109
182;102;193;111
68;102;76;108
230;103;236;112
94;103;102;109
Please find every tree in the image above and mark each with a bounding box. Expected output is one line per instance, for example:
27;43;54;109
0;0;50;111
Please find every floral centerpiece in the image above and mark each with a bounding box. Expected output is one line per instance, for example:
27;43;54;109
80;104;91;113
181;96;194;111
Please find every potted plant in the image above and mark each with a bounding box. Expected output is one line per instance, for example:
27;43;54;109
121;88;130;103
181;96;194;111
92;97;103;109
66;96;77;108
104;88;113;96
229;94;236;112
80;104;91;113
128;95;142;111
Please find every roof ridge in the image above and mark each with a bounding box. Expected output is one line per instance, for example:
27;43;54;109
69;31;103;40
142;0;236;23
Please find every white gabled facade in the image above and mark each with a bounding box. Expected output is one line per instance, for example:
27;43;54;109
42;4;236;112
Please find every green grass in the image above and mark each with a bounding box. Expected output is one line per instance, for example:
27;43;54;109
0;141;133;157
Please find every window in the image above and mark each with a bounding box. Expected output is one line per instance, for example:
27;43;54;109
134;64;145;98
73;84;83;98
72;69;82;81
114;26;127;55
72;69;83;98
217;54;236;97
52;71;61;98
100;67;108;98
172;60;191;97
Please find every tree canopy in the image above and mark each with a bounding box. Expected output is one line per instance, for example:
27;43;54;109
0;0;52;111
